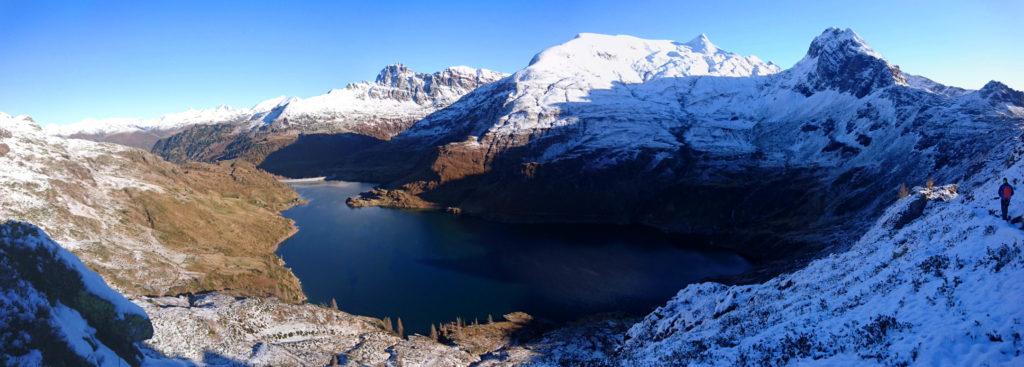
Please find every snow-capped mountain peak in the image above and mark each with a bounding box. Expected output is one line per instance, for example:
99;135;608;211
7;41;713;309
519;32;780;89
374;63;417;86
979;80;1024;107
789;27;907;98
402;32;782;150
806;27;882;60
0;112;39;132
684;33;719;54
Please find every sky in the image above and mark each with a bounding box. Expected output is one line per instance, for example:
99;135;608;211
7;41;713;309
1;0;1021;125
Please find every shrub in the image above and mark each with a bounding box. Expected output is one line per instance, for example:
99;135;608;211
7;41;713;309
919;255;950;278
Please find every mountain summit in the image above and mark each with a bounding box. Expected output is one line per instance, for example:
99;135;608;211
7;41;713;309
684;33;719;54
792;27;907;97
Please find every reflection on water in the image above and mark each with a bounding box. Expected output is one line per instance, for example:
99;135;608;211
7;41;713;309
276;181;750;334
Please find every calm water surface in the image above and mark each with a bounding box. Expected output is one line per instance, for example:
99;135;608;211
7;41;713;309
277;181;750;334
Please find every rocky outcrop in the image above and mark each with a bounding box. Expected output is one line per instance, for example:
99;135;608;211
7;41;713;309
792;28;907;98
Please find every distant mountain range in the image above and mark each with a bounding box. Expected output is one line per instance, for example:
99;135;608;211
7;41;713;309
49;65;506;159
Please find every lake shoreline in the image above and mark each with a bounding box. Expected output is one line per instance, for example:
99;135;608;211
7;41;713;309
277;180;751;336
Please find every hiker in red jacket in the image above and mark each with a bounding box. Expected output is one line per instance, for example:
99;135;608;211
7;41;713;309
999;178;1014;221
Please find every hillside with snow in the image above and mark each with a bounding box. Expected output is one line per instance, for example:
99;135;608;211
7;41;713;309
0;221;154;366
0;112;305;302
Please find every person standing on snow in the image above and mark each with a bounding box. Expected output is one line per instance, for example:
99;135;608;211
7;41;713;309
999;178;1015;221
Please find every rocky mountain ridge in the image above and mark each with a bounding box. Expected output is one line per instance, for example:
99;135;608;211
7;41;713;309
147;64;506;167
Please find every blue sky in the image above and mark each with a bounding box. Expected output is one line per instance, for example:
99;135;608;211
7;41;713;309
1;0;1020;125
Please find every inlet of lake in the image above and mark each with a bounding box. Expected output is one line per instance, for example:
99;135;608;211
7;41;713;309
276;181;751;335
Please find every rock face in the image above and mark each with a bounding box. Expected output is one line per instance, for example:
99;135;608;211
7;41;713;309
336;29;1022;263
0;112;305;302
792;28;907;98
148;64;506;174
0;221;153;366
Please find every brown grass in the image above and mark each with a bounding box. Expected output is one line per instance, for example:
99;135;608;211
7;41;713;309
115;154;306;302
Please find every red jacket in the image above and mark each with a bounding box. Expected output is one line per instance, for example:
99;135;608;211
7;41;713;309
999;183;1014;200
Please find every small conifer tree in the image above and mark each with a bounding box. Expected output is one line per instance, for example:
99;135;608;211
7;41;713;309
397;318;405;339
926;177;935;191
383;317;393;332
330;298;338;310
898;183;909;198
487;314;494;324
429;324;439;341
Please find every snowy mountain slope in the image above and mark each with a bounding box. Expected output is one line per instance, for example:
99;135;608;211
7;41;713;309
617;175;1024;365
340;28;1022;261
400;33;780;149
150;64;506;166
479;182;1024;366
0;112;305;302
0;221;154;366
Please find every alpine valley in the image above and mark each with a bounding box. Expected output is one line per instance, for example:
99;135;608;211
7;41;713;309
4;27;1023;366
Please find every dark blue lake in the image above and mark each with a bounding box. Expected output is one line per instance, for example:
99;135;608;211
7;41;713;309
276;181;750;335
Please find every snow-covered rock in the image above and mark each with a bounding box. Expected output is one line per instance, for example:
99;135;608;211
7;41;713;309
0;221;153;366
